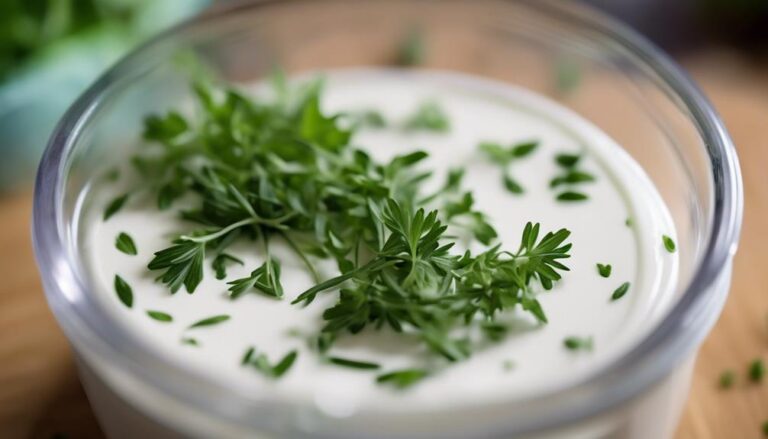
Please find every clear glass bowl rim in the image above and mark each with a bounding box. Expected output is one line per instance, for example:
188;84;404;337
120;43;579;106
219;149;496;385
32;0;743;436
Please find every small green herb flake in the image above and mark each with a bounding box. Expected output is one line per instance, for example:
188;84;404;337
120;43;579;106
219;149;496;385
625;217;633;227
403;101;450;133
662;235;676;253
718;370;735;389
762;420;768;437
555;153;580;168
502;360;516;371
212;253;244;280
103;193;129;221
114;275;133;308
596;263;612;278
749;358;765;382
104;168;120;182
511;141;539;158
550;170;595;187
188;314;230;329
563;336;593;352
242;347;298;379
397;28;425;66
228;257;284;299
146;310;173;322
503;174;524;194
376;369;429;389
328;357;381;370
115;232;138;255
148;241;205;294
556;191;588;202
181;337;199;346
358;110;387;129
272;350;298;378
611;282;631;301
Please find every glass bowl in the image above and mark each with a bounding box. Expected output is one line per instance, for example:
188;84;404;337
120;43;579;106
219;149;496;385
33;0;742;437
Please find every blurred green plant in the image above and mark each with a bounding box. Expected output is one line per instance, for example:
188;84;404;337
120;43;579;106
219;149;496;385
0;0;208;191
0;0;146;80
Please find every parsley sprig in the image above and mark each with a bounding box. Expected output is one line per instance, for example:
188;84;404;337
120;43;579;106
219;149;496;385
132;74;573;381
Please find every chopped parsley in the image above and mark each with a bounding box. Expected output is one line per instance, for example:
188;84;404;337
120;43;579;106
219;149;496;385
551;152;595;202
749;358;765;382
115;232;137;255
611;282;631;301
563;336;593;352
718;370;735;389
242;347;298;379
103;193;129;220
146;310;173;323
118;73;578;387
479;140;539;194
663;235;676;253
328;357;381;370
403;100;450;132
376;369;429;389
188;314;230;330
113;275;133;308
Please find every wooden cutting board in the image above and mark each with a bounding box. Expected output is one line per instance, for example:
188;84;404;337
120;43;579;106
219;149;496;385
0;50;765;438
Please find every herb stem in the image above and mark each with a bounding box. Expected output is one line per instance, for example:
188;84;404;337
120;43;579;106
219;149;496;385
280;232;321;283
181;213;297;244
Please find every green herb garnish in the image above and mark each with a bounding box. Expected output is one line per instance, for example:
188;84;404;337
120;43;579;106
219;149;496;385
242;347;298;379
114;275;133;308
403;101;450;132
147;310;173;322
212;253;244;280
376;369;429;389
663;235;676;253
182;337;199;346
596;263;612;278
762;420;768;437
188;314;230;329
611;282;631;301
397;28;425;66
115;232;138;255
749;358;765;382
148;241;205;294
228;257;284;299
550;171;595;187
104;168;120;182
353;110;387;129
479;140;539;194
104;193;129;220
328;357;381;370
551;152;594;202
132;75;574;383
556;191;588;202
718;369;735;389
555;153;580;168
563;336;593;351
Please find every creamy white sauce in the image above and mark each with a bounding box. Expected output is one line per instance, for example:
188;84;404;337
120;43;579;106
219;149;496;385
81;69;678;417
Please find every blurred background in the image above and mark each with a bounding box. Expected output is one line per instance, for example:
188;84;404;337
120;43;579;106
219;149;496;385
1;0;767;438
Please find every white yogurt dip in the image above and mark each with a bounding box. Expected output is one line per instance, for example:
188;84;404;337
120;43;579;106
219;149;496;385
81;69;678;418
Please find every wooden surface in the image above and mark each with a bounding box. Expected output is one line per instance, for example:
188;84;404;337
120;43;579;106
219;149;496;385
0;50;766;438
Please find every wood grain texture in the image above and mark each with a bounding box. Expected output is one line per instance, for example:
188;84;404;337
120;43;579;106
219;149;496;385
0;51;764;438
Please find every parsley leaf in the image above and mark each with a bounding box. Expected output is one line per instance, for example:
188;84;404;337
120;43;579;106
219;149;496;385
104;193;129;221
114;275;133;308
611;282;631;301
115;232;138;255
188;314;230;329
